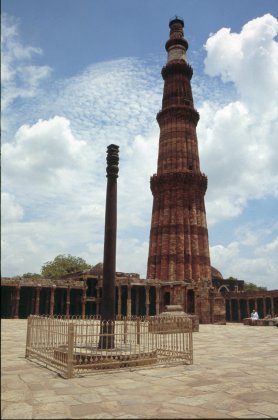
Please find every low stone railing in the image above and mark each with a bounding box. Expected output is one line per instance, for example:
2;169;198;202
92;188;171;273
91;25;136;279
243;318;278;326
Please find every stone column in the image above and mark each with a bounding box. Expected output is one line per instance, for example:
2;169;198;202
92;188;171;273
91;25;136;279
263;298;266;318
209;292;214;324
196;292;202;322
66;287;71;318
31;288;36;314
35;286;41;315
270;297;274;317
237;299;241;322
145;286;150;316
45;290;50;315
117;285;122;318
49;285;56;316
155;286;160;315
181;284;186;311
228;299;232;321
170;285;173;305
247;298;251;317
82;287;86;319
61;290;65;315
184;286;188;312
14;286;21;319
96;287;100;316
135;287;140;316
127;285;132;317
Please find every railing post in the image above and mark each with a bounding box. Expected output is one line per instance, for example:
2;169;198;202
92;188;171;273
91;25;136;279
14;286;21;319
67;323;74;379
25;316;32;358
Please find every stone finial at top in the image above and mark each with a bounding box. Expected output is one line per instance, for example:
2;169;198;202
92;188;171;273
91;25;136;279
106;144;119;178
169;15;184;29
165;15;188;63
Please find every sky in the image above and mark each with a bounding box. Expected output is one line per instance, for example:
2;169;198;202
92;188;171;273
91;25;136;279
1;0;278;290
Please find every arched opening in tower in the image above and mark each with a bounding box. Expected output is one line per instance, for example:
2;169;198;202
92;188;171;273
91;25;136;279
187;289;195;314
163;291;171;308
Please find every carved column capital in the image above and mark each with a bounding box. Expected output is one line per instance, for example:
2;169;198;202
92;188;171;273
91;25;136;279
106;144;119;179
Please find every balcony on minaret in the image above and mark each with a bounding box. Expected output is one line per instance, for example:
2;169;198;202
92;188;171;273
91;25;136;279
166;16;188;63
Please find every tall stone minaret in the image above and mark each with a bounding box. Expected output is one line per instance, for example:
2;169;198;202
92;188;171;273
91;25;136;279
147;17;212;286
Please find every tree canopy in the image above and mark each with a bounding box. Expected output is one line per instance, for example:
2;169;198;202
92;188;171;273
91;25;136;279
244;282;267;292
227;277;267;291
41;254;91;278
22;272;42;279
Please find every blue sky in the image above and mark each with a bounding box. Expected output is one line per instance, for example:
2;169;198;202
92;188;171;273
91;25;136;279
1;0;278;289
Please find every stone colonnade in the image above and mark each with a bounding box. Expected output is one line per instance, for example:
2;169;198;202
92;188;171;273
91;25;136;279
223;291;278;321
1;284;84;319
9;276;277;323
1;278;202;320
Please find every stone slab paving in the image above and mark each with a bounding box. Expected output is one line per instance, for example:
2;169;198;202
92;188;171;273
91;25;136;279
1;320;278;419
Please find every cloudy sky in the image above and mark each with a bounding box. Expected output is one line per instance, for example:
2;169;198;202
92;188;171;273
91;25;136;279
1;0;278;289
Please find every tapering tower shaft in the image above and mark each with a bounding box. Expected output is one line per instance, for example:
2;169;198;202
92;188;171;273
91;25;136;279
147;17;211;284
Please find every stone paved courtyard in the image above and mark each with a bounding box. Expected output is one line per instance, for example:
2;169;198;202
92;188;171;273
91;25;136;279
1;319;278;419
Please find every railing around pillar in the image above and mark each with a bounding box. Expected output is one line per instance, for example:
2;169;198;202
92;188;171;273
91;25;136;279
25;315;193;378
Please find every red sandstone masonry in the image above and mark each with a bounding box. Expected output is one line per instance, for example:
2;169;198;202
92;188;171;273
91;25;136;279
147;18;212;289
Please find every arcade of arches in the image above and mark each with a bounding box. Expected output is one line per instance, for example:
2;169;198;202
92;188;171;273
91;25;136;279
211;268;278;321
1;270;224;323
2;270;277;322
222;291;278;322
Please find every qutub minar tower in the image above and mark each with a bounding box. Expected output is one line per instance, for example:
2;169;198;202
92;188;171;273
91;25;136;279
147;17;222;323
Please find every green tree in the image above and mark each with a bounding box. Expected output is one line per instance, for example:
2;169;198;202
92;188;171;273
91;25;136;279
244;282;267;292
22;272;42;279
41;254;91;278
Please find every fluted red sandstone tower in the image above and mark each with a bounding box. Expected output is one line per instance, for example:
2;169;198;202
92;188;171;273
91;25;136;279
146;18;223;322
147;17;211;283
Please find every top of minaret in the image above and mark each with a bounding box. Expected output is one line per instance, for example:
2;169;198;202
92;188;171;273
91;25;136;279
165;16;188;63
169;15;184;28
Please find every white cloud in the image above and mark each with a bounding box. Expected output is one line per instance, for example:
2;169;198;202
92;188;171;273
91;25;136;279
199;14;278;225
116;239;150;277
1;192;24;223
1;220;88;276
1;13;51;111
210;242;276;290
210;222;278;290
2;116;89;191
201;14;278;288
204;14;278;111
259;236;278;254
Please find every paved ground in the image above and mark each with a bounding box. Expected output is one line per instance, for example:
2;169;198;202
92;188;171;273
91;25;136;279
1;320;278;419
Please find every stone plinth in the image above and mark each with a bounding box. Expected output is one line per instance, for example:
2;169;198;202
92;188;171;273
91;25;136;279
156;305;199;332
243;318;278;326
54;345;157;370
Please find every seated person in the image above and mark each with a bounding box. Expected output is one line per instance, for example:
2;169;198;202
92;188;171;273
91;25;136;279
251;309;259;320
